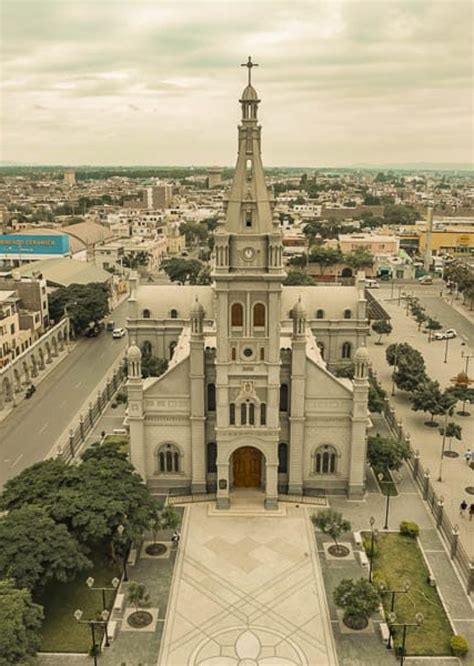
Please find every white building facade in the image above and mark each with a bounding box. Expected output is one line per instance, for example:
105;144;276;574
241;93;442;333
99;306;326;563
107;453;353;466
127;65;370;509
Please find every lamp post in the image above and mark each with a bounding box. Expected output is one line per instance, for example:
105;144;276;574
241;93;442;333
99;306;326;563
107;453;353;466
378;580;411;649
378;472;392;530
461;348;474;376
74;609;110;665
391;344;399;396
117;524;129;582
86;576;120;614
437;404;455;482
368;516;378;583
387;611;424;666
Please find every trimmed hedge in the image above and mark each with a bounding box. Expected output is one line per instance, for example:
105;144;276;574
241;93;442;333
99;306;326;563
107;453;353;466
450;635;468;657
399;521;419;538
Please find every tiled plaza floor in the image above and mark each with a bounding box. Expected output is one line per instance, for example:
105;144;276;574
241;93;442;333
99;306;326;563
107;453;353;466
158;502;338;666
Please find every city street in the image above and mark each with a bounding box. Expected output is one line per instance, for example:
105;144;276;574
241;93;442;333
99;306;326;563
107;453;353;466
368;281;474;556
0;300;129;489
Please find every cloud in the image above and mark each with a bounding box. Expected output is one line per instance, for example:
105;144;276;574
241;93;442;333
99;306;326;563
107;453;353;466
0;0;472;165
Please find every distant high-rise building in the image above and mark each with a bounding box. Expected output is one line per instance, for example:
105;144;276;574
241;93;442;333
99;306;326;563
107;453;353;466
143;183;173;210
64;169;76;186
207;167;223;189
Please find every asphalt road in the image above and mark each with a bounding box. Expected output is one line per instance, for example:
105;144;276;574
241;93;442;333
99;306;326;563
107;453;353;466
377;280;474;349
0;300;129;489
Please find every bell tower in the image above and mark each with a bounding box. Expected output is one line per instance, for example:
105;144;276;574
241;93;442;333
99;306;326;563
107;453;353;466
212;58;285;510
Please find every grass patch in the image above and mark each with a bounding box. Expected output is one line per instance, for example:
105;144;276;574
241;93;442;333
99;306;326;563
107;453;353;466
103;434;129;455
370;532;453;656
37;545;121;653
374;467;398;496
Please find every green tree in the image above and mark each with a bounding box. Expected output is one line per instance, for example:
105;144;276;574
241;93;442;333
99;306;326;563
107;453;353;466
308;246;343;274
150;505;180;544
48;283;110;334
445;384;474;416
141;354;168;379
439;421;462;452
334;578;380;625
344;247;374;270
425;318;442;342
311;509;351;556
411;381;454;426
371;320;392;344
386;343;427;393
0;458;69;513
283;269;316;286
127;581;150;612
196;264;212;285
0;579;44;666
161;257;204;285
122;251;149;270
367;435;411;472
0;506;91;591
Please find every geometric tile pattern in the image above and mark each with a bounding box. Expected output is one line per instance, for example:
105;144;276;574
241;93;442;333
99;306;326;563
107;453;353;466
158;504;338;665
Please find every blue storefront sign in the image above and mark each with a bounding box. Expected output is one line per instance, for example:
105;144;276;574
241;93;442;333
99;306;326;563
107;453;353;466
0;234;70;257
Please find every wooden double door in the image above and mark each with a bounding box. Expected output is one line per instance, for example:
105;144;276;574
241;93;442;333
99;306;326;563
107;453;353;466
233;447;262;488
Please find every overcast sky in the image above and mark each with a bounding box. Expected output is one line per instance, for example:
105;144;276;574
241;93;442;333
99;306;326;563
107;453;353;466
1;0;472;167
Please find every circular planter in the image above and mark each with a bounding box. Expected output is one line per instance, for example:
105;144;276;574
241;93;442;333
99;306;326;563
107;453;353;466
457;410;471;417
465;487;474;496
127;610;153;628
328;544;350;558
343;614;369;630
424;421;439;428
443;451;459;458
145;543;168;556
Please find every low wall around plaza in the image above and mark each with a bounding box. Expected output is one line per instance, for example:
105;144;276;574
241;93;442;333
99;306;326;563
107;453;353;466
0;318;70;410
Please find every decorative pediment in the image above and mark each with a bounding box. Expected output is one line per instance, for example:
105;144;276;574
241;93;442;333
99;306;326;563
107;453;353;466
235;380;260;404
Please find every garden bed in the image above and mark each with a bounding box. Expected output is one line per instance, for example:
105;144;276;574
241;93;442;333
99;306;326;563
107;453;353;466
367;532;453;656
374;467;398;496
38;546;121;653
103;434;129;455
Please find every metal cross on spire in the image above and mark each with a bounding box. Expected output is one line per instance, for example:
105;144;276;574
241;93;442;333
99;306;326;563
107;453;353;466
241;56;259;86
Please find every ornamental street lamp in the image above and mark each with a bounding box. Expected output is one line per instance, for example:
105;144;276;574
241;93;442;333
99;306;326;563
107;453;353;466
387;611;424;665
377;473;393;530
117;523;129;582
378;580;411;649
86;576;120;613
368;516;378;584
74;608;110;665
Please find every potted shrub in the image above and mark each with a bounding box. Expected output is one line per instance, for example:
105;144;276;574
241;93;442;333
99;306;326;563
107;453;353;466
126;581;152;628
334;577;380;630
450;635;469;657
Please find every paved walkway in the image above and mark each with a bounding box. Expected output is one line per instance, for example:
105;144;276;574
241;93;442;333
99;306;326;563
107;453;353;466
158;501;338;666
367;295;474;557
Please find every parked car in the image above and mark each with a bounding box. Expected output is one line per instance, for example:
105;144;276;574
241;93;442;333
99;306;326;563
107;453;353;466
418;275;433;285
434;328;457;340
365;279;379;289
112;327;126;339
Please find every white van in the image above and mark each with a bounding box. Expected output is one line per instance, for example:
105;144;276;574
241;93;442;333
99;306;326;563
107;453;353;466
364;279;379;289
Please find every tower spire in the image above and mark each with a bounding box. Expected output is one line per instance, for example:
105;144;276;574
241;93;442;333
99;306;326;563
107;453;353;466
241;56;259;86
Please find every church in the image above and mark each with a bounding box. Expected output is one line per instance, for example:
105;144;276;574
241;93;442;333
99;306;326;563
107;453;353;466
126;59;370;509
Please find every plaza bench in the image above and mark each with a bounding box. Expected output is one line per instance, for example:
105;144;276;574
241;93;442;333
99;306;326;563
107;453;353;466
357;550;369;567
105;620;117;643
379;622;390;645
127;548;137;566
113;593;125;613
353;531;363;546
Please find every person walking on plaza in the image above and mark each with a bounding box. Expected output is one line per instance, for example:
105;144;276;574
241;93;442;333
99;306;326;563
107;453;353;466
470;504;474;522
464;448;472;466
460;499;468;517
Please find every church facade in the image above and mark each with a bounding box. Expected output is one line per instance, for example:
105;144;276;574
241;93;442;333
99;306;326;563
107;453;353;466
127;62;370;509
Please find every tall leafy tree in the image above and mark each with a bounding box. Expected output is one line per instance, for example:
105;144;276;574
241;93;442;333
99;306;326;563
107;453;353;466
311;509;351;556
308;246;343;274
0;458;69;513
367;435;411;472
0;506;91;591
344;247;374;270
283;269;316;286
371;320;392;344
0;579;44;666
411;381;455;426
48;282;110;333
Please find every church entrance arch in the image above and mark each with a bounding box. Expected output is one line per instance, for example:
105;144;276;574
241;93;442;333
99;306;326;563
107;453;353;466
232;446;263;488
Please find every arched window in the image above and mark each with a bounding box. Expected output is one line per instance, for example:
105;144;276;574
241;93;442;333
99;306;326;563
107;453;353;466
231;303;243;327
342;342;352;359
317;342;325;359
315;445;337;474
170;308;178;319
169;341;177;359
158;444;180;473
260;347;264;361
343;309;352;319
231;347;237;361
316;309;324;319
241;402;247;425
260;403;266;425
207;384;216;411
279;383;288;412
207;442;217;473
143;308;151;319
278;443;288;473
229;403;235;425
249;403;255;425
253;303;265;328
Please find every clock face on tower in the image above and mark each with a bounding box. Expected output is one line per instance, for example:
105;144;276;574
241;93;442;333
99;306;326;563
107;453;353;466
242;247;255;262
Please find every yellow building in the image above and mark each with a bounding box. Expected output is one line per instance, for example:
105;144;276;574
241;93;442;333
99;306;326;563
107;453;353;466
419;229;474;256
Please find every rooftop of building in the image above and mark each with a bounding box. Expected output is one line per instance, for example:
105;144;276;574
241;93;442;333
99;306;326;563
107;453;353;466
17;257;112;287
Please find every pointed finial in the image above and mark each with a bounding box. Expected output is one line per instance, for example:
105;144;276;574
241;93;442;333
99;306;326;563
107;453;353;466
241;56;259;86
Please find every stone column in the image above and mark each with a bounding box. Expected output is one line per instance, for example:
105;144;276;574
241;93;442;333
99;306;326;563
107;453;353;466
423;469;430;500
436;498;444;528
413;448;420;479
265;462;279;510
216;461;230;510
450;526;459;560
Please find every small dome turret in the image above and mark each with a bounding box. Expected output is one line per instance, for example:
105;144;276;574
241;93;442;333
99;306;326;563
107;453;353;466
191;296;205;317
127;341;142;380
127;340;141;361
293;296;306;316
355;346;369;362
354;346;369;379
240;84;259;102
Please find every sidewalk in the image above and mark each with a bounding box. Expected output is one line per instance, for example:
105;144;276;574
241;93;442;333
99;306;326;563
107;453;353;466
367;297;474;559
